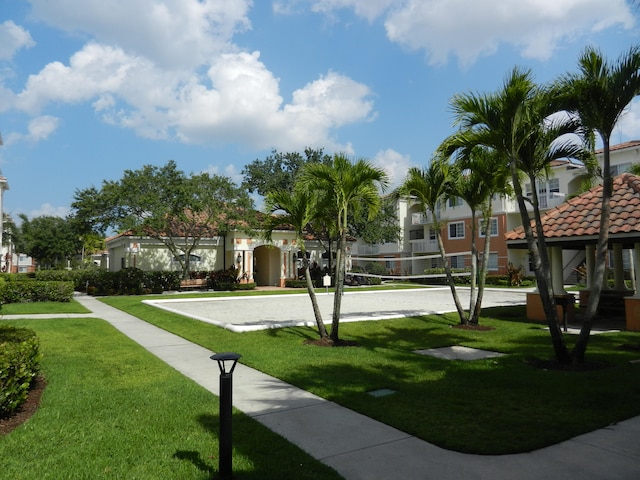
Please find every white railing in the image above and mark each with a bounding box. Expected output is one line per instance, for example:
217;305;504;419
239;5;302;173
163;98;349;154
410;239;438;253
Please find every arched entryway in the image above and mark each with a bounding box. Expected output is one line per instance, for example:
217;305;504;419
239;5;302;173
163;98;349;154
253;245;281;286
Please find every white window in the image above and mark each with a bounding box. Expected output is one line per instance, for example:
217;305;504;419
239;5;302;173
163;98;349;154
448;197;463;207
428;228;437;241
449;255;466;269
173;254;202;263
611;163;632;176
448;222;465;239
479;218;498;237
479;252;499;271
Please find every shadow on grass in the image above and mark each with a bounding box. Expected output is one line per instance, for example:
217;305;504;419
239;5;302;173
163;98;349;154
173;450;215;477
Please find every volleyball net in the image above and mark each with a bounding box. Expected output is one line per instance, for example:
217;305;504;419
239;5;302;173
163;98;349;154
347;251;473;282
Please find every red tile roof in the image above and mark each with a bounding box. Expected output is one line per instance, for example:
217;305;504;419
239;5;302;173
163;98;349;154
595;140;640;154
505;173;640;247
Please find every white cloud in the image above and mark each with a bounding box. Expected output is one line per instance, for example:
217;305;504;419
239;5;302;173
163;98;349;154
8;2;376;153
614;99;640;141
294;0;633;66
2;115;60;145
15;43;143;114
26;115;61;142
0;20;35;60
372;148;412;191
27;203;71;219
159;52;373;151
387;0;634;66
27;0;252;69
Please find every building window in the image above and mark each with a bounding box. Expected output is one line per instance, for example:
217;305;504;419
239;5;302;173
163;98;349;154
448;221;465;239
611;163;632;176
173;254;202;263
479;218;498;237
448;196;463;207
449;255;466;269
480;252;499;271
428;228;437;241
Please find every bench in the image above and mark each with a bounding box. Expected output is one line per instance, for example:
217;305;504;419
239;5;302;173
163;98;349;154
179;278;208;291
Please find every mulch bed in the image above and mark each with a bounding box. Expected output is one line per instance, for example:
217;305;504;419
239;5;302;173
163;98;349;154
304;338;359;347
0;375;46;436
451;324;495;331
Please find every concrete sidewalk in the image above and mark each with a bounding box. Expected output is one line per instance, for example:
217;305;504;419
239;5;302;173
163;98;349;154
39;294;640;479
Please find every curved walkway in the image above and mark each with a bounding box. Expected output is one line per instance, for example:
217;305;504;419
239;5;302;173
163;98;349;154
9;293;640;479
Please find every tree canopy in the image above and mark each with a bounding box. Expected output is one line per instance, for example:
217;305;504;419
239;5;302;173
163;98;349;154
17;214;82;269
71;160;255;278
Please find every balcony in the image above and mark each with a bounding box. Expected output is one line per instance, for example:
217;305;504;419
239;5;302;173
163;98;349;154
411;212;429;225
411;239;438;253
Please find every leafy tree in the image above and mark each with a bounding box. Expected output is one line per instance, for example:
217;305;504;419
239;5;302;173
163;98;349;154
71;160;255;279
263;188;330;340
299;154;388;343
17;214;82;269
349;196;401;246
241;148;332;196
556;45;640;362
244;147;399;269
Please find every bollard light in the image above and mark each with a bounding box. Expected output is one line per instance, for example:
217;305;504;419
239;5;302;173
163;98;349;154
210;352;241;480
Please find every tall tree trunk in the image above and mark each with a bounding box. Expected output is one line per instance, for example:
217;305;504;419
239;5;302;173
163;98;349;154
469;211;492;324
304;256;329;339
511;162;571;363
468;211;478;323
573;137;612;362
330;232;346;342
435;229;467;323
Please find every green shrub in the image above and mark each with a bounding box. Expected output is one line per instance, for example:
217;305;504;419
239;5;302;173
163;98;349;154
235;282;256;291
0;326;41;418
144;271;182;293
363;261;388;276
209;266;240;291
285;279;307;288
0;281;74;303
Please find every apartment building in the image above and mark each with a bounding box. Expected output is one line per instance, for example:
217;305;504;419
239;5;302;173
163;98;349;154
351;140;640;282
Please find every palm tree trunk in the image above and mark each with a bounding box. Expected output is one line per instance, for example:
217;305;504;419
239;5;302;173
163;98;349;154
304;256;329;339
436;230;467;323
511;163;571;363
573;137;612;362
468;211;478;322
470;213;492;324
330;232;345;342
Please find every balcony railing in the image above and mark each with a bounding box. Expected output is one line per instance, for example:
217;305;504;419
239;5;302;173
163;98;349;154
410;239;438;253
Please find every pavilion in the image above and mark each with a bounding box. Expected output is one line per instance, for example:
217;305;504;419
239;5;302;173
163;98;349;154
506;173;640;331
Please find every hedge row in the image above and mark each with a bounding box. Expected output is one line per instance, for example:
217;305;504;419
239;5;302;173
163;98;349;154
0;280;74;303
0;326;41;418
16;267;255;296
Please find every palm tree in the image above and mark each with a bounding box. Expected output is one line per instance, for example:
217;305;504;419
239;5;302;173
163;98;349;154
443;68;589;363
399;157;468;323
451;146;512;324
556;45;640;362
299;154;388;343
263;188;329;340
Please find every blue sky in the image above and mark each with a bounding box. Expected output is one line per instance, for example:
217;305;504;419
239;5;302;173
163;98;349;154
0;0;639;220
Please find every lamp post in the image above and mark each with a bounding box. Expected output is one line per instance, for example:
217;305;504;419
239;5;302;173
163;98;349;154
210;352;241;480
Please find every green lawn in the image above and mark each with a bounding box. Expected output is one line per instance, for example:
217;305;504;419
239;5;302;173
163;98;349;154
101;295;640;454
1;300;91;315
0;317;343;480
